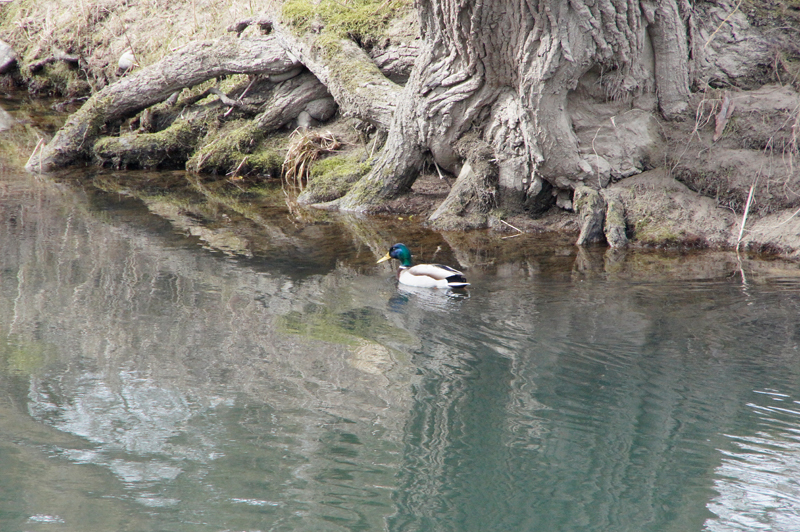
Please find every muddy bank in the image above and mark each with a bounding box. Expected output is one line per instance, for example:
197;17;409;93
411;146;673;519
1;0;800;258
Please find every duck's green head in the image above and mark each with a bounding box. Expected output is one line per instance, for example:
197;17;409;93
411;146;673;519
377;243;413;267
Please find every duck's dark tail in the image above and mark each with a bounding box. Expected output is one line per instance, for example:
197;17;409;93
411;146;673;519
446;274;469;288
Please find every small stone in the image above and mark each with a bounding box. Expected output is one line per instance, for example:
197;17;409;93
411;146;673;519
305;97;337;122
296;110;315;129
118;50;136;72
555;188;573;211
0;39;17;74
0;107;14;132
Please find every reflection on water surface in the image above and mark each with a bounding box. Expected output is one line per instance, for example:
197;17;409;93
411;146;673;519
3;97;800;531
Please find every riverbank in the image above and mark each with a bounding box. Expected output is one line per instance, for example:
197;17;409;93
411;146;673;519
2;0;800;258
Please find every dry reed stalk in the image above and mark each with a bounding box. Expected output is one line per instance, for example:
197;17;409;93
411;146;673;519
281;129;342;190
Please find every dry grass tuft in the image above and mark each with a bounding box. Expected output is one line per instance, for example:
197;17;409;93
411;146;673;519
281;128;342;190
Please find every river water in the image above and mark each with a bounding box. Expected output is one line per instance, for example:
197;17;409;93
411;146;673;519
3;94;800;532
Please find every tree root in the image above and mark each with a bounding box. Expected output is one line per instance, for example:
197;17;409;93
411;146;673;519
269;16;402;130
26;36;300;172
429;134;498;230
93;117;203;170
574;185;629;247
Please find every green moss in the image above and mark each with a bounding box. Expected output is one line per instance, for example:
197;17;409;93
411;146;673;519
281;0;411;99
605;199;626;228
298;152;371;203
632;216;681;245
311;152;371;180
94;118;200;169
247;148;286;176
282;0;411;43
188;123;293;177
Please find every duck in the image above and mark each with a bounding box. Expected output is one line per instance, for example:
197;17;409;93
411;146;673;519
377;243;469;288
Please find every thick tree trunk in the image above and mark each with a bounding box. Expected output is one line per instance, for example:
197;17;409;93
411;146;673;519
337;0;691;215
23;0;696;235
26;36;299;172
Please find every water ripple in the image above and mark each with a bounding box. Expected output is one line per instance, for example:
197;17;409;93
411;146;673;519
706;391;800;532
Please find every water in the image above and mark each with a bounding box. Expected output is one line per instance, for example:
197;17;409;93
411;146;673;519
3;96;800;532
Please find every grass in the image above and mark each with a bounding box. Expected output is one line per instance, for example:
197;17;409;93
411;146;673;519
0;0;256;94
282;0;411;45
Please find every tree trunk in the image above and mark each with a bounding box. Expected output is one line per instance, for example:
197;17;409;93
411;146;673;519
337;0;692;214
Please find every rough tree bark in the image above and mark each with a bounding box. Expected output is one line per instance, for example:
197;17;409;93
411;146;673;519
268;20;403;130
336;0;691;214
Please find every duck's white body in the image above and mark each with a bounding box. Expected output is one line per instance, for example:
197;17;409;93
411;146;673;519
397;264;469;288
378;243;469;288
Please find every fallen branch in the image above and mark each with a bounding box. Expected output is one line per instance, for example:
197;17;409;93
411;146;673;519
29;48;80;72
499;219;523;233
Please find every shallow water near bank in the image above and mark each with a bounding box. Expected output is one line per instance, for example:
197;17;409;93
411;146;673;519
3;96;800;532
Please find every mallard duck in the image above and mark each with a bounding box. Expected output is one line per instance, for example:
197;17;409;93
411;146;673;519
377;243;469;288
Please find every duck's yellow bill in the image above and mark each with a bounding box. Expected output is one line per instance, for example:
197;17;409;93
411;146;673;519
377;253;391;264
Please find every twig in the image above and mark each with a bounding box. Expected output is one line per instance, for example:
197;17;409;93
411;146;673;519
209;87;240;107
225;75;260;118
30;138;45;173
369;135;377;159
499;219;523;233
712;91;735;142
735;248;748;285
736;178;756;251
433;159;445;180
227;156;248;179
704;0;743;50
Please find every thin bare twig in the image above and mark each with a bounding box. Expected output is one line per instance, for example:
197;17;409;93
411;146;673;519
499;219;523;233
227;156;249;179
433;159;445;180
736;177;756;251
713;91;735;142
704;0;743;50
